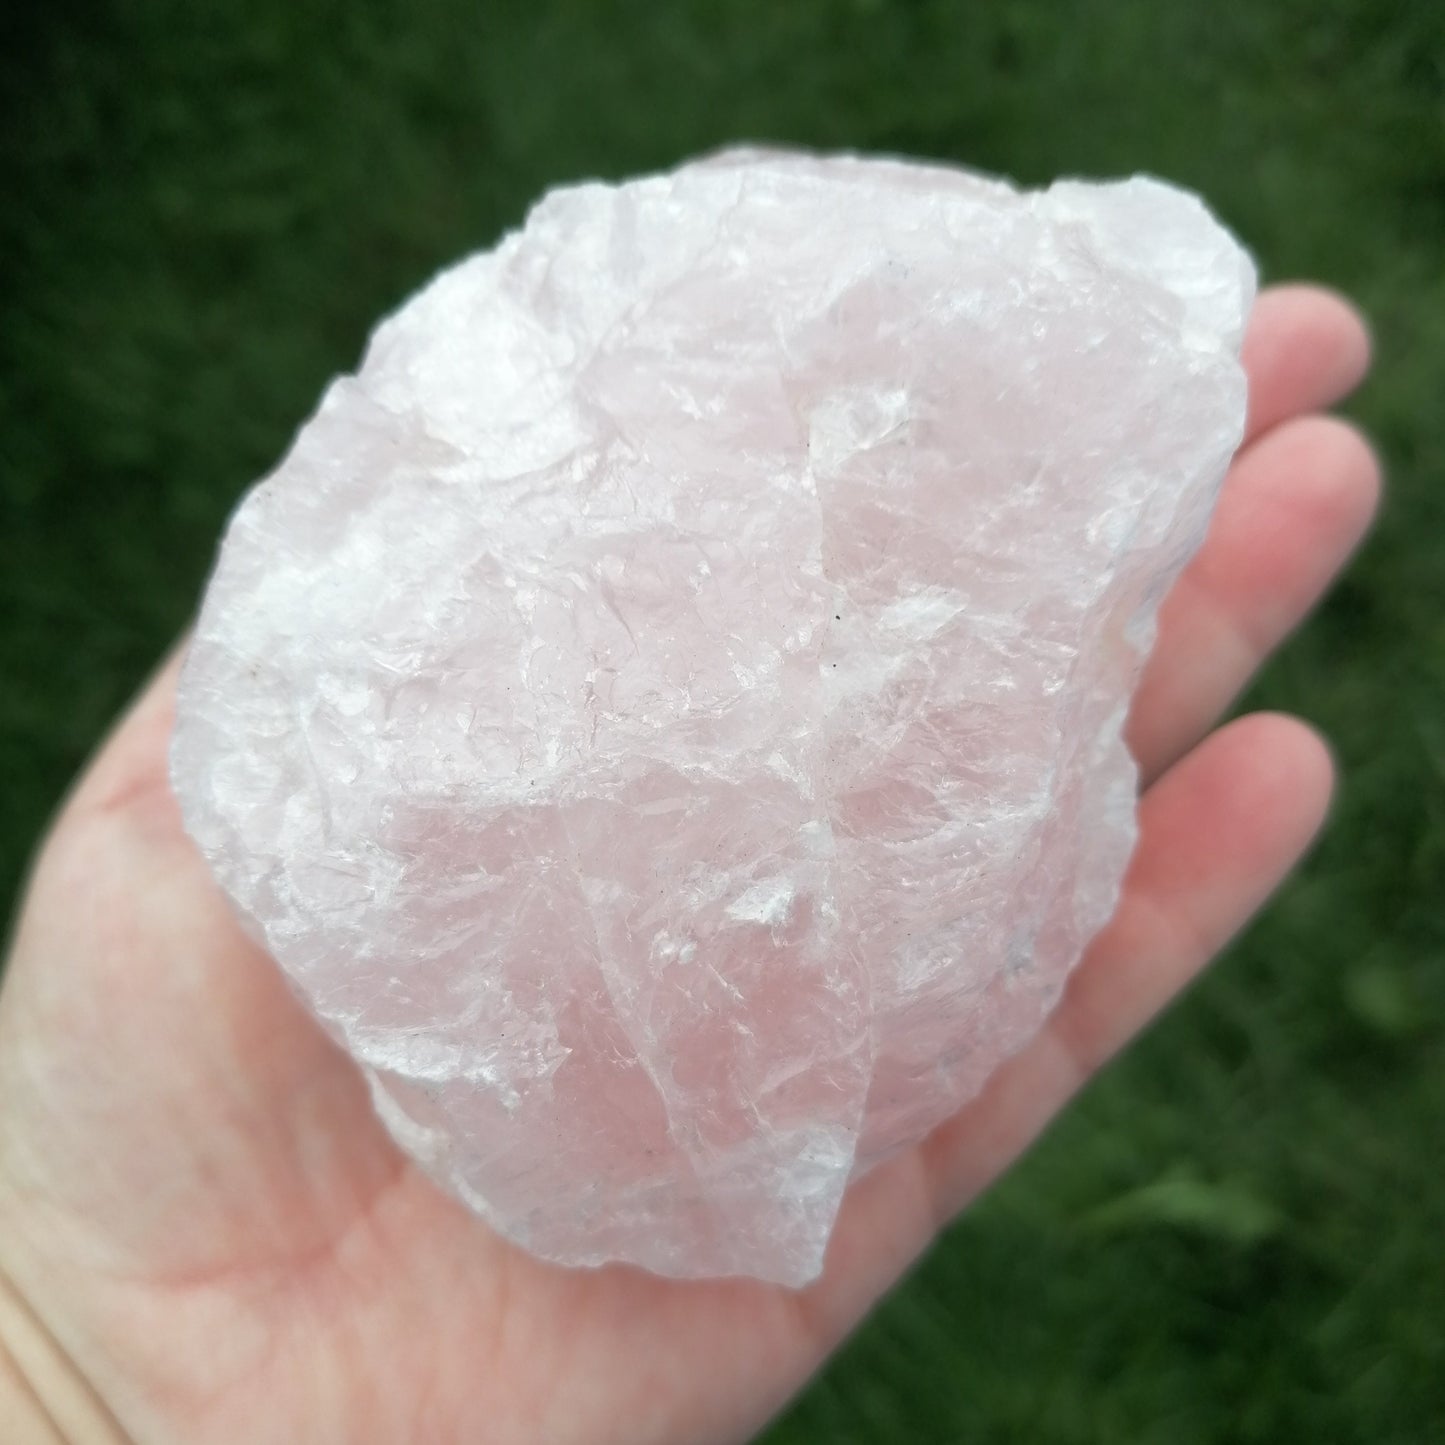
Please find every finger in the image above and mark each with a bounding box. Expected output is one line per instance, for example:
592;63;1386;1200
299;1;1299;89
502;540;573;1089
45;290;1366;830
46;293;1366;815
1241;285;1372;445
58;643;187;831
1128;414;1380;783
917;711;1334;1221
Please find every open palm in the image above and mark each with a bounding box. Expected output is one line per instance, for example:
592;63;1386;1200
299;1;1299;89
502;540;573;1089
0;285;1375;1445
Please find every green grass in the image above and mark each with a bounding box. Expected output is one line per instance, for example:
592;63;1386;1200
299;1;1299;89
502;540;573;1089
3;2;1442;1439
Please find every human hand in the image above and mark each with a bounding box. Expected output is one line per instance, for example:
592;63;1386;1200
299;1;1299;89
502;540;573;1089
0;285;1375;1445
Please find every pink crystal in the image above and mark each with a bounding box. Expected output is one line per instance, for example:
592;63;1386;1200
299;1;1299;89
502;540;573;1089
171;149;1254;1285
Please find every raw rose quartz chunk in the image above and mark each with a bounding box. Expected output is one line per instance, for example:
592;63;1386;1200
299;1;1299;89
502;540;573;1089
171;149;1254;1285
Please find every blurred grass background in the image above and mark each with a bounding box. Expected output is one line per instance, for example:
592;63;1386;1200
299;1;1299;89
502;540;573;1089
2;1;1442;1439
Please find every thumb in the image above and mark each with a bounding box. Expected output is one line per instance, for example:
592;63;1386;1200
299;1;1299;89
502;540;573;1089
0;643;401;1287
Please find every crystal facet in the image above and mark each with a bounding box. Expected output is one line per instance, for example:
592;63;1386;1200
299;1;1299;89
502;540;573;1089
171;149;1254;1285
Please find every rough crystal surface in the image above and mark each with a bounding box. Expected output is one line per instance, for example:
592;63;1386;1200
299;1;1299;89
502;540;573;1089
171;149;1254;1286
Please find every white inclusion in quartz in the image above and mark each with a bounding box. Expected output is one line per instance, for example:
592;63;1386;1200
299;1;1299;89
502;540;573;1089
171;148;1255;1286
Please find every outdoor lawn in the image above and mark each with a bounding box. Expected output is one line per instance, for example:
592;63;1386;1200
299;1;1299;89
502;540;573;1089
3;2;1441;1439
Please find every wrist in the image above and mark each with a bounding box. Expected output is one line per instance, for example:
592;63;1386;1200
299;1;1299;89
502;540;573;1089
0;1260;133;1445
0;1333;65;1444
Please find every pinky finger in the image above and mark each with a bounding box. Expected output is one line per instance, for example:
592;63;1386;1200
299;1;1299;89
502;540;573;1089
920;711;1335;1218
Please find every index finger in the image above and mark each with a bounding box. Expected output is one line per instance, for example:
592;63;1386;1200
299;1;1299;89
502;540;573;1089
1241;284;1372;444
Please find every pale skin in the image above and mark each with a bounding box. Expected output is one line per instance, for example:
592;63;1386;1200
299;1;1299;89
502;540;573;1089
0;284;1377;1444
